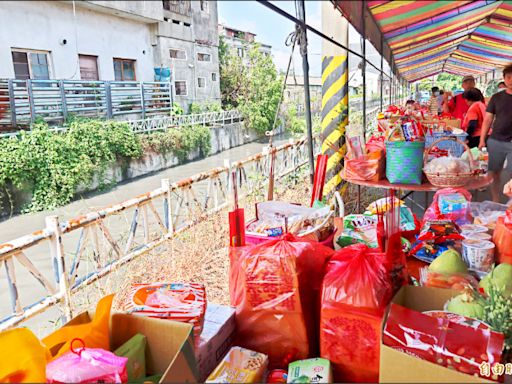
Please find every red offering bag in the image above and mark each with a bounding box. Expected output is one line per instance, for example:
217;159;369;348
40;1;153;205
320;244;392;383
384;303;505;380
229;234;333;368
493;211;512;265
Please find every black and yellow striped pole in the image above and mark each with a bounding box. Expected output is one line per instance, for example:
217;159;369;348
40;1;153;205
321;3;349;197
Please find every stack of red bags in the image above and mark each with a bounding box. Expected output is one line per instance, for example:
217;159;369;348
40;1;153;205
125;282;207;345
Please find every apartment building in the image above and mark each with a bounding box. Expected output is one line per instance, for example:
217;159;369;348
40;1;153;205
0;1;220;109
218;24;272;61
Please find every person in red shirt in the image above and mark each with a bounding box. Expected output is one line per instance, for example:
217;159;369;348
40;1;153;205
461;88;486;148
443;75;475;120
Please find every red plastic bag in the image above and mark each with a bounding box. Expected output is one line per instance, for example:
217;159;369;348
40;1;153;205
365;136;385;154
229;234;333;368
320;244;392;382
423;188;472;226
384;303;504;380
342;150;385;182
493;212;512;265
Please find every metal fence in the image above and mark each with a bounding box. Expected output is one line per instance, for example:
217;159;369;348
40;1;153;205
0;79;173;129
0;136;315;332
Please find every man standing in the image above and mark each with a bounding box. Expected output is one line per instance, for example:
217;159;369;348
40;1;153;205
479;64;512;202
443;75;475;120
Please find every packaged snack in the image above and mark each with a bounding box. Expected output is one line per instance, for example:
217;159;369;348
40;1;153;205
114;333;146;381
366;197;404;214
460;224;489;234
410;242;451;263
320;244;392;382
462;231;491;241
336;214;378;248
206;347;268;383
471;201;508;230
419;268;479;291
287;358;332;384
383;303;504;380
46;342;128;384
417;220;463;243
423;188;472;226
125;283;206;345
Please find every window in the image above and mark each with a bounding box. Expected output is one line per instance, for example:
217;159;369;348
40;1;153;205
237;48;244;58
197;52;211;62
113;58;136;81
175;80;187;96
211;72;217;81
197;77;206;88
162;0;170;10
200;0;208;13
170;48;187;60
11;50;50;80
79;55;99;80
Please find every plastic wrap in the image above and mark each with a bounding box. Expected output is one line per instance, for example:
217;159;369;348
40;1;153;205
419;267;479;290
383;303;504;380
125;283;206;345
342;150;385;182
205;347;268;383
229;234;333;368
471;201;508;230
336;214;378;248
424;156;470;174
423;188;472;226
320;244;392;383
46;344;128;384
493;213;512;265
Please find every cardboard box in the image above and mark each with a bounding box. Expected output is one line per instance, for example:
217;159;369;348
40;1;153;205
57;312;199;383
379;285;493;383
196;303;236;381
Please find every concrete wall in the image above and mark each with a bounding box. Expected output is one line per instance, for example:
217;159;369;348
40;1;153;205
0;1;156;81
0;121;255;217
81;1;164;22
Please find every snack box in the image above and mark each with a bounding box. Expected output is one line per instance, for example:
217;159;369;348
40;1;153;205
287;358;332;383
196;303;236;382
206;346;268;383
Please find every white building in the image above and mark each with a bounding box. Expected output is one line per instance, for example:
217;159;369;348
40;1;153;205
0;1;220;109
218;24;272;61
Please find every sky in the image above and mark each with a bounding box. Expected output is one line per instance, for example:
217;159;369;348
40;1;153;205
217;1;384;80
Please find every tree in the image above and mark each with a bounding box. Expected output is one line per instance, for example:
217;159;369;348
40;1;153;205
219;41;281;134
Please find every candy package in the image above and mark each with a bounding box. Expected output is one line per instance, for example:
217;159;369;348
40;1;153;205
366;197;404;214
206;347;268;383
417;220;463;243
125;283;206;345
423;188;472;226
336;214;378;248
46;343;128;384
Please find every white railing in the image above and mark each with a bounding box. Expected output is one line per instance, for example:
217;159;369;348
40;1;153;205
0;136;316;332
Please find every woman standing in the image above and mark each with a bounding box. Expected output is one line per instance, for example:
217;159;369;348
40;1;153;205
462;88;486;148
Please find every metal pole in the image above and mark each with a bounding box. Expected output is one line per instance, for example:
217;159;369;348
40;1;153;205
380;36;383;111
27;80;35;125
297;0;315;185
105;81;113;119
362;0;367;132
8;79;17;128
59;80;68;123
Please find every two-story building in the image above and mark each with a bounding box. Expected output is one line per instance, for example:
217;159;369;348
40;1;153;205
0;1;220;110
218;24;272;61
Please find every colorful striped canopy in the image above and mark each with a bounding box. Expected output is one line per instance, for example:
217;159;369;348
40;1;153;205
339;1;512;82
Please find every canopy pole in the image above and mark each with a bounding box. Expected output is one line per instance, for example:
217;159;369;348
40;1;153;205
320;1;349;197
380;36;383;111
296;0;315;185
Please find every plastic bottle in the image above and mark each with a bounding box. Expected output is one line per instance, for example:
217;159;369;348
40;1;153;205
480;147;489;175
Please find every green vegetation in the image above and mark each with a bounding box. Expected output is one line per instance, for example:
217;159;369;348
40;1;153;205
0;118;211;213
188;101;223;114
219;37;281;135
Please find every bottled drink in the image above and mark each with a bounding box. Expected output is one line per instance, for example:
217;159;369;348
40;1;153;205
480;147;489;175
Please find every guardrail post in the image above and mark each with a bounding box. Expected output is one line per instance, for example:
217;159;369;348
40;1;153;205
7;79;17;128
140;82;146;119
161;179;174;234
105;81;113;119
27;80;36;125
45;215;72;322
59;80;68;123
